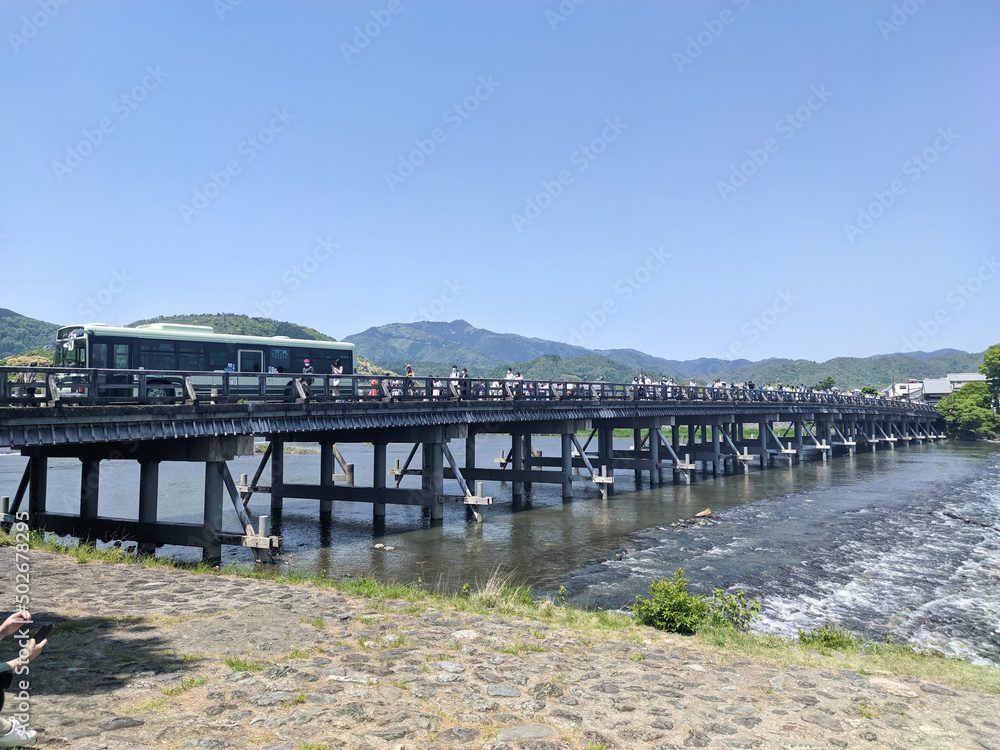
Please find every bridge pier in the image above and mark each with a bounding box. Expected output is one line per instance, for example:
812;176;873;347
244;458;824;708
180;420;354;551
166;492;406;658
203;461;224;564
138;460;159;554
373;442;387;520
80;458;100;520
421;440;445;520
271;439;284;512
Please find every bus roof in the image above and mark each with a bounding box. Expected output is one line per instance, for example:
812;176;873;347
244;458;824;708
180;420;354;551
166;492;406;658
56;323;354;351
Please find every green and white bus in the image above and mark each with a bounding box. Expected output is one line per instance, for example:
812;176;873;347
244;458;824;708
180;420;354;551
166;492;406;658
54;322;355;396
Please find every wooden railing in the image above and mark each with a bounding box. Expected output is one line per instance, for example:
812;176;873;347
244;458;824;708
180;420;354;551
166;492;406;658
0;367;938;413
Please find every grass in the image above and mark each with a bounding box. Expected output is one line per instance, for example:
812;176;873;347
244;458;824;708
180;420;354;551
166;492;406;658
6;529;999;694
122;697;171;714
299;616;324;628
284;649;309;660
223;656;266;672
162;676;207;696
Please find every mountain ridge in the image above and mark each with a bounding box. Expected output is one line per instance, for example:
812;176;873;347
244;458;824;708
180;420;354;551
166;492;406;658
0;311;985;388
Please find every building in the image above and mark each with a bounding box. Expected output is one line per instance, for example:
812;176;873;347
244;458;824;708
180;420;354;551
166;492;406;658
920;372;986;404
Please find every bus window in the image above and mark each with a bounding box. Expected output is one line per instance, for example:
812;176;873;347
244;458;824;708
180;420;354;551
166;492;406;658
178;342;206;371
139;340;176;370
269;347;290;372
238;350;264;372
91;343;108;368
206;342;234;371
113;344;131;369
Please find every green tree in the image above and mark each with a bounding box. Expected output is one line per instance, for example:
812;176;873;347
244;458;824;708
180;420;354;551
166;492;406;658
980;343;1000;407
815;376;836;390
861;386;878;396
937;382;1000;440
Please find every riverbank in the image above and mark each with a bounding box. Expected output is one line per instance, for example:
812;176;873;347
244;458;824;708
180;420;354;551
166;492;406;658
3;545;998;750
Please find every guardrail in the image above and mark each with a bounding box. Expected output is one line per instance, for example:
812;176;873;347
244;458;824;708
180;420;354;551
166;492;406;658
0;366;938;413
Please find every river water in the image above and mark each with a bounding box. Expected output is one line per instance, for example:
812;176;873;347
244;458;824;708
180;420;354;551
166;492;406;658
2;438;997;665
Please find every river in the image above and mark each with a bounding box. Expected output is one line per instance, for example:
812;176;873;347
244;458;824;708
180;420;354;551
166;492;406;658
2;438;997;665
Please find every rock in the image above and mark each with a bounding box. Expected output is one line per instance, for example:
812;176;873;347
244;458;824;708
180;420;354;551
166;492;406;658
801;711;844;731
497;724;553;741
695;508;712;518
920;682;959;696
487;684;521;697
437;726;480;743
94;716;143;731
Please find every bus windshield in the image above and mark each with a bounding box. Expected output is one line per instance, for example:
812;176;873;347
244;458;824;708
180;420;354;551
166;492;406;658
55;337;87;367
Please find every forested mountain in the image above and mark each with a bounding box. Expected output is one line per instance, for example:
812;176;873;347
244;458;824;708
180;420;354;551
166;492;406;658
0;309;59;359
0;312;985;388
128;313;336;341
346;319;985;388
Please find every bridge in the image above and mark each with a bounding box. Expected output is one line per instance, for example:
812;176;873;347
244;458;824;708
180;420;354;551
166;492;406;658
0;367;941;564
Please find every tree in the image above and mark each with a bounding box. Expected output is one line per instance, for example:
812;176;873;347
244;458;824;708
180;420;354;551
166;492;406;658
861;386;878;396
936;382;1000;440
980;343;1000;408
815;376;836;390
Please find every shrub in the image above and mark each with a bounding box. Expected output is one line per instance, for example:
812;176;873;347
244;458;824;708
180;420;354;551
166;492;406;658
798;622;862;652
706;588;761;632
631;569;708;634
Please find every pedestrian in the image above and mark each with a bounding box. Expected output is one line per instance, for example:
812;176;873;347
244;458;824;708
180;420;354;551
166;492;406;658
459;367;470;398
0;611;46;746
330;359;343;399
404;364;415;397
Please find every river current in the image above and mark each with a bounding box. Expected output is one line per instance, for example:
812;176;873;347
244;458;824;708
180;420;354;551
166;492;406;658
2;439;997;665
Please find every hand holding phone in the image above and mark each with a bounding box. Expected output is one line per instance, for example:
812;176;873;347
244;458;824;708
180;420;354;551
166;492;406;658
32;622;53;642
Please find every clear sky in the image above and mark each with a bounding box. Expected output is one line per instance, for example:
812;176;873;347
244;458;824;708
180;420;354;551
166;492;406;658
1;0;997;362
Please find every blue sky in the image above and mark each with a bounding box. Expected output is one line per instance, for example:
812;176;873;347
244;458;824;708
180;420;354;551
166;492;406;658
1;0;997;362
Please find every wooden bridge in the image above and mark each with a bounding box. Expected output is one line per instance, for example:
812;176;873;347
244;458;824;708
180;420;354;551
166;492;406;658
0;367;941;563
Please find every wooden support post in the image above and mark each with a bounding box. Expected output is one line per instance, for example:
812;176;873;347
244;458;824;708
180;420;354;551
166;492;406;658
320;442;334;517
138;460;159;555
271;439;284;512
512;432;524;499
649;425;660;485
80;458;100;520
561;432;573;499
28;457;46;528
373;442;386;520
422;442;444;520
711;424;720;476
203;461;224;565
759;420;768;469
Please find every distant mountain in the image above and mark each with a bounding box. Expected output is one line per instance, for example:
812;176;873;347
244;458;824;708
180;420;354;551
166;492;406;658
128;313;337;342
0;309;59;359
865;348;967;361
345;319;986;388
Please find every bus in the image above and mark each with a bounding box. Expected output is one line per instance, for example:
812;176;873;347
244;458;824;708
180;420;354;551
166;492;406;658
53;322;355;398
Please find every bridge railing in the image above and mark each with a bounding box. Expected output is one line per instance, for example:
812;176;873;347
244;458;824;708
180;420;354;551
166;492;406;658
0;366;938;413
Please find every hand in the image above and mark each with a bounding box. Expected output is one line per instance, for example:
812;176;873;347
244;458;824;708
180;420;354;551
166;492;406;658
0;612;31;640
23;638;46;662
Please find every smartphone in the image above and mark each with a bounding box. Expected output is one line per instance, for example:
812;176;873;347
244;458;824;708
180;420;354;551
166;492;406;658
32;622;53;641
